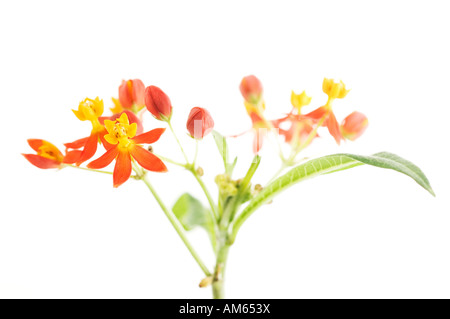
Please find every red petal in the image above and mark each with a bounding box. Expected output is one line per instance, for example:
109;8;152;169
253;129;265;154
304;106;328;122
130;145;168;172
23;154;60;169
76;133;99;165
63;150;82;164
132;128;166;145
27;139;44;152
87;146;119;169
326;111;342;145
131;79;145;106
113;150;132;187
64;137;89;150
119;80;133;109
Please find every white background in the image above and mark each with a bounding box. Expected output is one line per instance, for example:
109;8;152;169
1;0;449;298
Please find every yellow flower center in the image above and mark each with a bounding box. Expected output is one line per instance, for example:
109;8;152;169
38;142;63;162
72;97;105;132
103;113;137;149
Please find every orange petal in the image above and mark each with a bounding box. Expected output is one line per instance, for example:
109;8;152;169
27;139;44;152
113;150;132;187
326;111;342;145
305;106;328;123
63;150;82;164
76;133;99;165
64;136;89;150
253;128;265;154
23;154;60;169
132;128;166;145
129;145;168;172
87;146;119;169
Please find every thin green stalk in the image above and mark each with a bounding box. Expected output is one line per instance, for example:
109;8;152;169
168;120;190;163
141;173;211;277
190;167;219;221
64;164;139;179
220;156;261;230
167;121;218;223
212;239;230;299
154;153;188;168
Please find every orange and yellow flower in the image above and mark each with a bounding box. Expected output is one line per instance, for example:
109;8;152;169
23;139;64;169
64;97;112;165
304;78;350;145
87;113;167;187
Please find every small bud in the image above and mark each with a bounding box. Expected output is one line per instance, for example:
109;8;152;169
199;276;213;288
144;85;173;121
119;79;145;110
196;167;204;176
340;111;368;141
254;184;263;192
215;174;228;185
240;75;263;104
147;145;153;152
186;107;215;139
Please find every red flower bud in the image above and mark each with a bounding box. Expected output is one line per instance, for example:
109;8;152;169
340;111;368;141
118;79;145;110
186;107;214;139
239;75;263;103
144;85;173;120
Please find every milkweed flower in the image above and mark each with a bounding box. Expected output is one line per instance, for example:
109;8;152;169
305;78;350;145
87;113;167;187
186;107;215;139
340;111;368;141
274;90;317;148
101;110;144;135
119;79;145;112
23;139;64;169
144;85;173;121
65;97;112;165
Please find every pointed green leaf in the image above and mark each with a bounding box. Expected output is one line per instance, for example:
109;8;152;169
230;152;434;242
212;130;236;175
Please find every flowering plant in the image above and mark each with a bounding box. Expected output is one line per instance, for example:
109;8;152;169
23;76;434;299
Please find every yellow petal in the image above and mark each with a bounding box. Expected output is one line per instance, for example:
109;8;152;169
127;123;137;138
110;97;123;114
104;133;118;145
118;112;129;125
72;109;86;121
104;119;116;134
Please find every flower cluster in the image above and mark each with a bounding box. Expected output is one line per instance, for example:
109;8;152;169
23;79;215;187
23;75;367;186
238;75;368;157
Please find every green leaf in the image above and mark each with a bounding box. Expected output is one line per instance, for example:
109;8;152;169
172;193;210;231
230;152;434;242
172;193;217;250
212;130;236;175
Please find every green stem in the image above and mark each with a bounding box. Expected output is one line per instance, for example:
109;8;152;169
212;239;230;299
168;120;190;163
64;164;140;179
190;167;219;221
154;154;187;168
141;173;211;277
